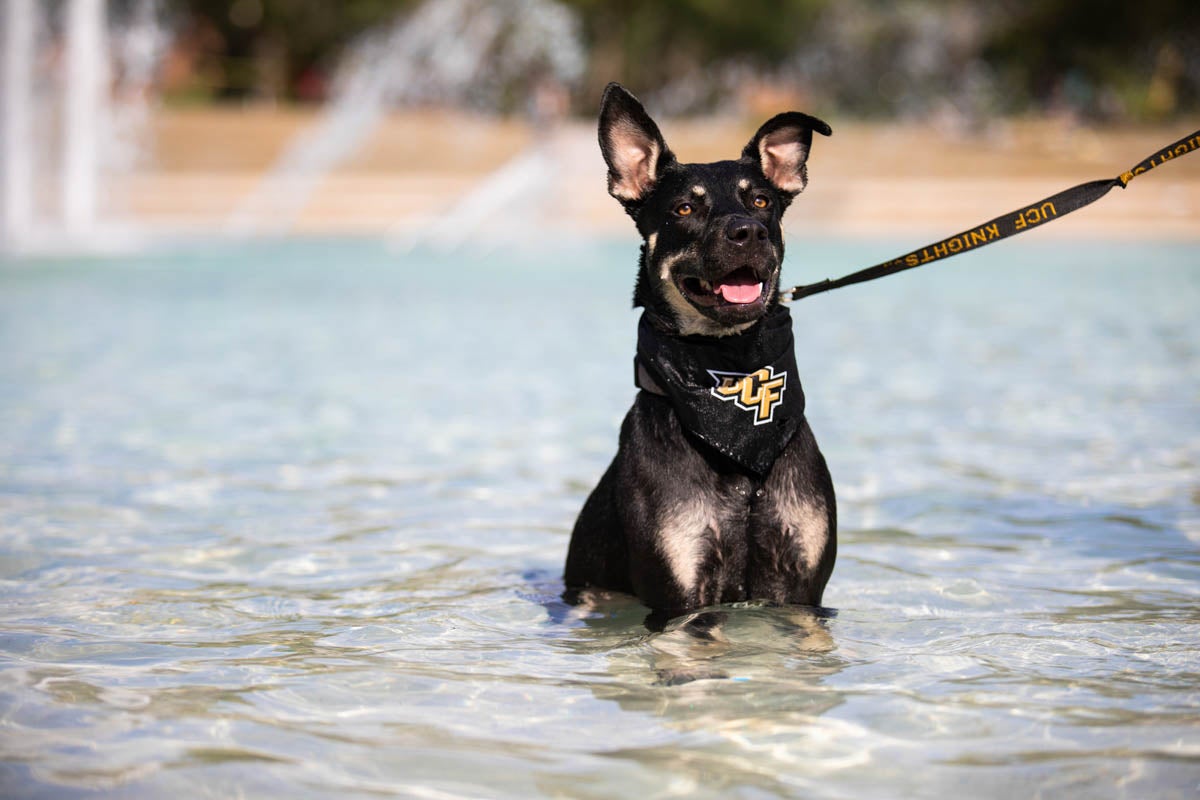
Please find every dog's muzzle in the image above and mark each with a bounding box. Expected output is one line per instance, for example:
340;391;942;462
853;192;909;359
678;216;776;310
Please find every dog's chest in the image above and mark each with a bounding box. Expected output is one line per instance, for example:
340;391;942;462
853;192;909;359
655;469;828;603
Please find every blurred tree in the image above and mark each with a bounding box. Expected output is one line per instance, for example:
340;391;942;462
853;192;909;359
168;0;1199;119
982;0;1200;118
168;0;418;100
561;0;828;104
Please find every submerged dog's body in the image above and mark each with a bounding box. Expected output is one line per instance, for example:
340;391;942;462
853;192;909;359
564;85;837;623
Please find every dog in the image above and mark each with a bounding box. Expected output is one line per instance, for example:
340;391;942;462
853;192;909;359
564;83;837;628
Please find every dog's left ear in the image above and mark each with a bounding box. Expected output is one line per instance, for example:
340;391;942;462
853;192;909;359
742;112;832;196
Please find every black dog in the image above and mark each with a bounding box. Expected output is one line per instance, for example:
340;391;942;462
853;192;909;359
564;84;837;626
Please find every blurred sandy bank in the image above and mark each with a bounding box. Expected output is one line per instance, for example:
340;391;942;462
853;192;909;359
123;107;1200;240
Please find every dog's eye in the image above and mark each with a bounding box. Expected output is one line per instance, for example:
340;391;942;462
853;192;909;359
675;202;695;217
752;194;770;209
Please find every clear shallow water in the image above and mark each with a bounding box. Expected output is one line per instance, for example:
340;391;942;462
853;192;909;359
1;236;1198;798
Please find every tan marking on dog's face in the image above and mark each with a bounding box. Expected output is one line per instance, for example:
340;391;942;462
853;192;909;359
681;317;757;337
656;248;706;332
657;248;692;286
737;178;750;191
659;255;762;336
691;185;706;197
658;500;718;596
647;232;658;256
654;248;773;337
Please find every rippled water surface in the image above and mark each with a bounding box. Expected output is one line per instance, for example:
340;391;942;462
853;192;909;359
2;237;1198;798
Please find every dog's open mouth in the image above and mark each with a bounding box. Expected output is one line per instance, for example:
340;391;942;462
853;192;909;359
680;267;764;307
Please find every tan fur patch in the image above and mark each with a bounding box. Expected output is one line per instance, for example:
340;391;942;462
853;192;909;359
658;501;718;595
768;484;825;573
765;474;829;571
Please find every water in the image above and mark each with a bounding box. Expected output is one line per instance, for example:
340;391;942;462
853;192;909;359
1;237;1198;798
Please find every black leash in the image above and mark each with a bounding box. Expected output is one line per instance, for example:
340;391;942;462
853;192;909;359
781;128;1200;303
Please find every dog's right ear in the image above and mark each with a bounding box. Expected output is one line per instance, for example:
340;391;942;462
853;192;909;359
598;83;674;204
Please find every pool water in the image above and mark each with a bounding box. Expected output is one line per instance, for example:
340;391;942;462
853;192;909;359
1;237;1198;798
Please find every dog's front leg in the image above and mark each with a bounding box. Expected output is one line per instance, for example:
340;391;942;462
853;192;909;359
616;397;739;618
627;488;721;617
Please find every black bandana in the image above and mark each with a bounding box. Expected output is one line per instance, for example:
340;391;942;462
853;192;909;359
634;305;805;475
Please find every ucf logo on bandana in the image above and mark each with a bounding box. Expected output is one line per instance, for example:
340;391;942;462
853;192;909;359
708;367;787;425
634;305;806;475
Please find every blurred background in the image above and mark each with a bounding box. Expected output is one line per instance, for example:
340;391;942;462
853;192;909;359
2;0;1199;250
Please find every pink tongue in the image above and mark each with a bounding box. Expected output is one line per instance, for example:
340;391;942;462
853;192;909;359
716;280;762;304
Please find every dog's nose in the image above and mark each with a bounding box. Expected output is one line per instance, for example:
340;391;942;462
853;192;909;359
725;217;768;245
